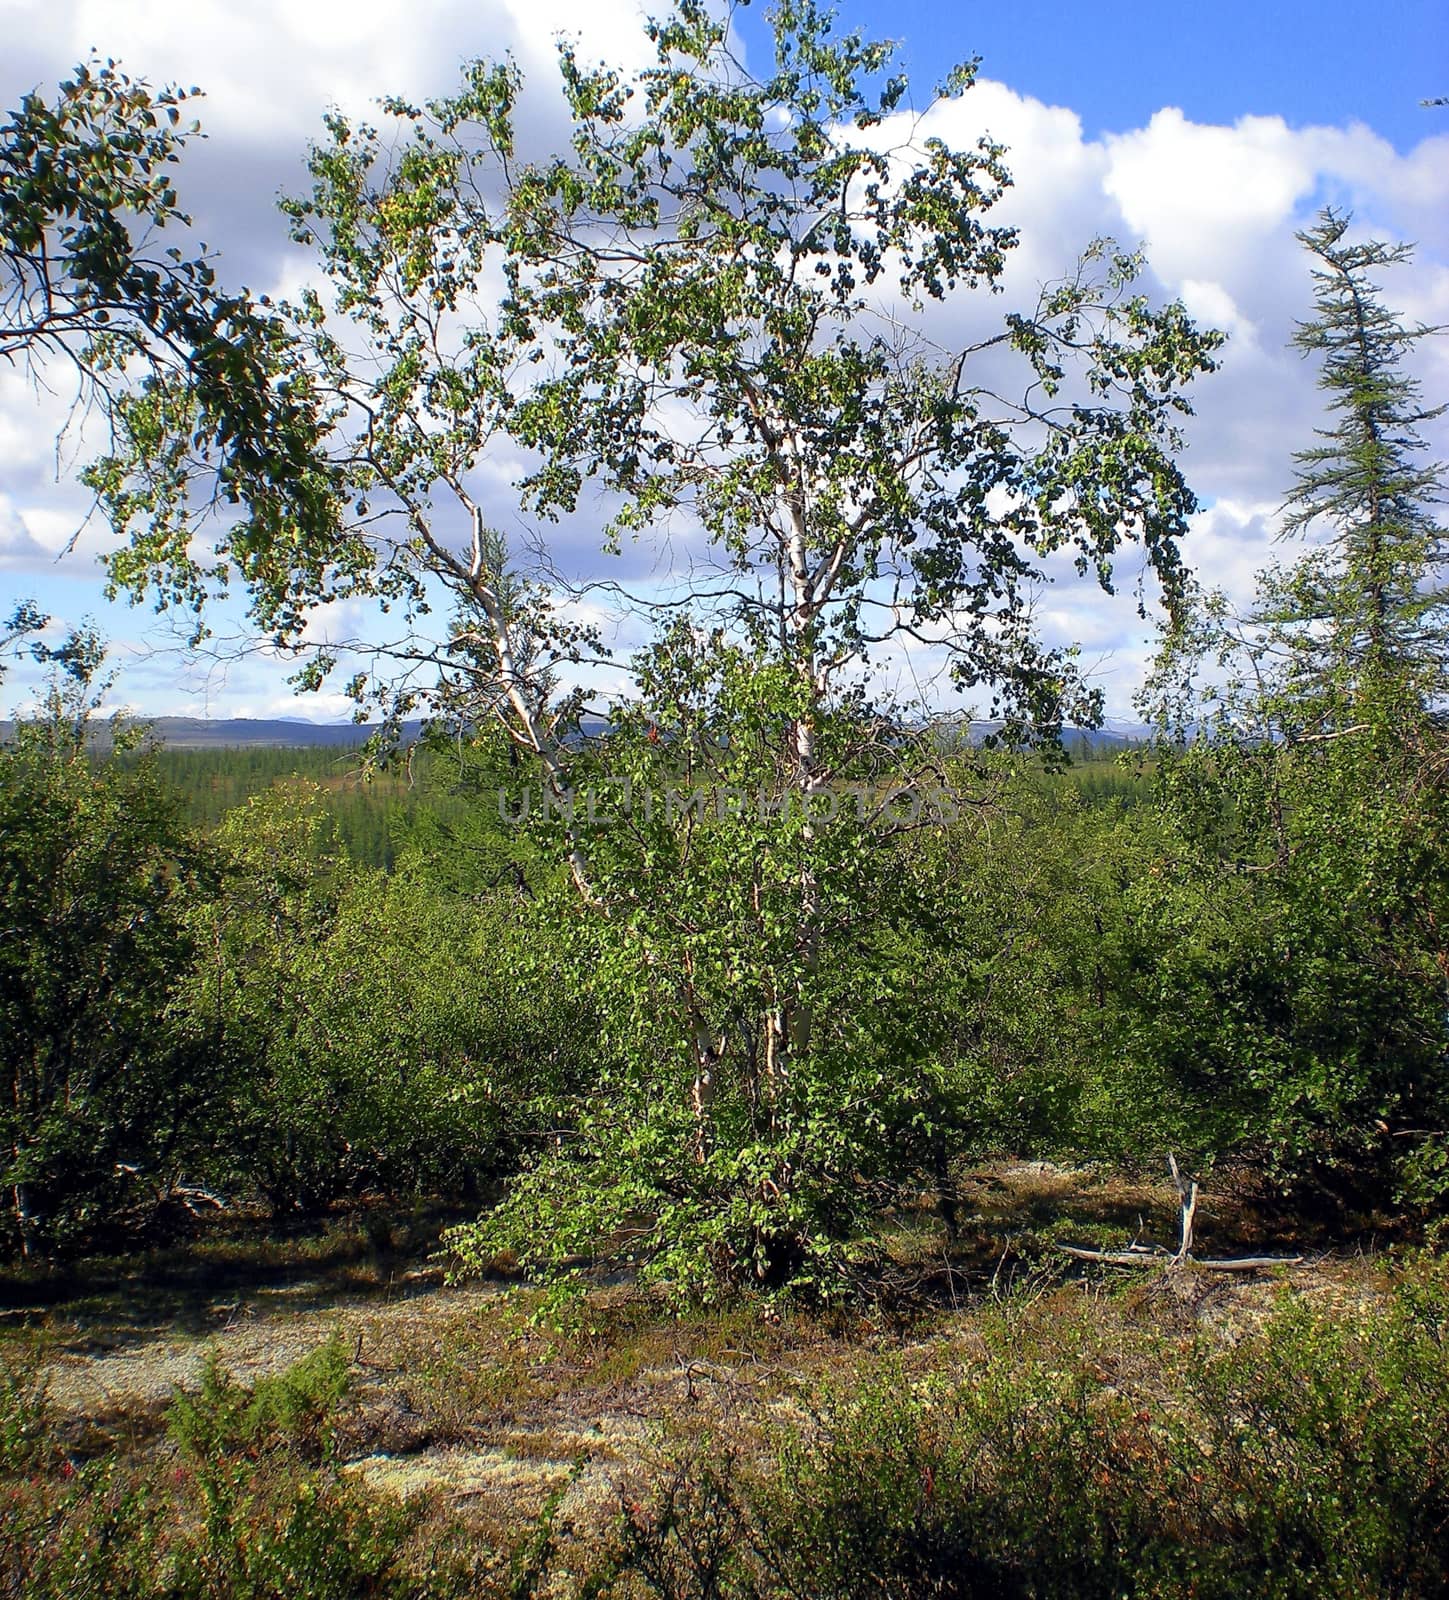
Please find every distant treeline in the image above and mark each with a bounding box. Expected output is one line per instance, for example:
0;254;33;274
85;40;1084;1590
123;737;1152;869
118;743;480;870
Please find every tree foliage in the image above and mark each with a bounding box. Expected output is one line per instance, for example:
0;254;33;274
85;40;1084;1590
87;1;1222;1294
1278;210;1447;708
23;19;1447;1284
1153;209;1445;740
0;653;214;1255
187;784;590;1214
1137;213;1449;1207
1;58;339;625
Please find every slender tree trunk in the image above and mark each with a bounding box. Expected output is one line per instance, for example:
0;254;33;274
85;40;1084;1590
465;510;593;903
783;490;824;1058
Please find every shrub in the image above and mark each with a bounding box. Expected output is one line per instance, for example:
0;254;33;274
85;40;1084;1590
0;689;216;1258
613;1259;1449;1599
0;1340;488;1600
167;1333;352;1464
0;1352;52;1474
196;787;590;1215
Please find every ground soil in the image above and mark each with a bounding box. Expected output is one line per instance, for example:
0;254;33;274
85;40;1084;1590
0;1164;1394;1537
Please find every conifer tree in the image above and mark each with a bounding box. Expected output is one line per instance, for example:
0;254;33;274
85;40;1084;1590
1138;213;1449;1210
1270;208;1446;718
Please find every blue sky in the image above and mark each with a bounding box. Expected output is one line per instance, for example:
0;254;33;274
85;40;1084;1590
733;0;1448;153
2;0;1447;723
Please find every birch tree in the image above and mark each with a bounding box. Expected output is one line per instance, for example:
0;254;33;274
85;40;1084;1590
96;0;1221;1295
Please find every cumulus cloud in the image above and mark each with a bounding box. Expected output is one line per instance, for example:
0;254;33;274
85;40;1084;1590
2;5;1445;719
0;496;50;570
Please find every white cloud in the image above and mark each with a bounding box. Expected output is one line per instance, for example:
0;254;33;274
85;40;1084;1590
1103;111;1317;282
55;0;660;143
1181;499;1286;609
0;510;49;574
2;7;1445;720
238;691;365;722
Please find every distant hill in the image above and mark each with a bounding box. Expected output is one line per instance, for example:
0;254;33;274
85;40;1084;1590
974;722;1150;751
128;717;418;750
0;714;1154;752
0;717;420;750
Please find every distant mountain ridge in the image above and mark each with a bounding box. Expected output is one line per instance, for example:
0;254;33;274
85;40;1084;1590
127;717;419;749
1;715;1154;751
0;716;416;750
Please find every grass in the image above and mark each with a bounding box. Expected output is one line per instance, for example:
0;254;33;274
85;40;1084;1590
1;1167;1443;1596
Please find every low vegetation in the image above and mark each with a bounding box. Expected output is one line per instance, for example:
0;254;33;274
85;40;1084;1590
2;1229;1446;1598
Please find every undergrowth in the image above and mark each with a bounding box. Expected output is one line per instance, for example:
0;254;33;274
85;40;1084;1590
2;1256;1448;1597
604;1253;1449;1599
0;1335;497;1599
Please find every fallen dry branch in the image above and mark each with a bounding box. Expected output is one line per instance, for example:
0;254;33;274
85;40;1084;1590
1057;1154;1304;1273
1191;1255;1305;1272
1058;1245;1170;1266
1057;1244;1303;1271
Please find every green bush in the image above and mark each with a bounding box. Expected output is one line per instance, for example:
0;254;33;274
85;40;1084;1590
610;1259;1449;1599
194;785;593;1216
0;1341;489;1600
0;690;218;1258
167;1333;352;1464
1115;729;1449;1210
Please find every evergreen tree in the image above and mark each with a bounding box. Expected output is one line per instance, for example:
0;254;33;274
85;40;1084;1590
1138;213;1449;1211
1269;208;1446;718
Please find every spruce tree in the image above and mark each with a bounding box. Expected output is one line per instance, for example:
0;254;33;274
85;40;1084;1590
1270;208;1446;717
1137;212;1449;1211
